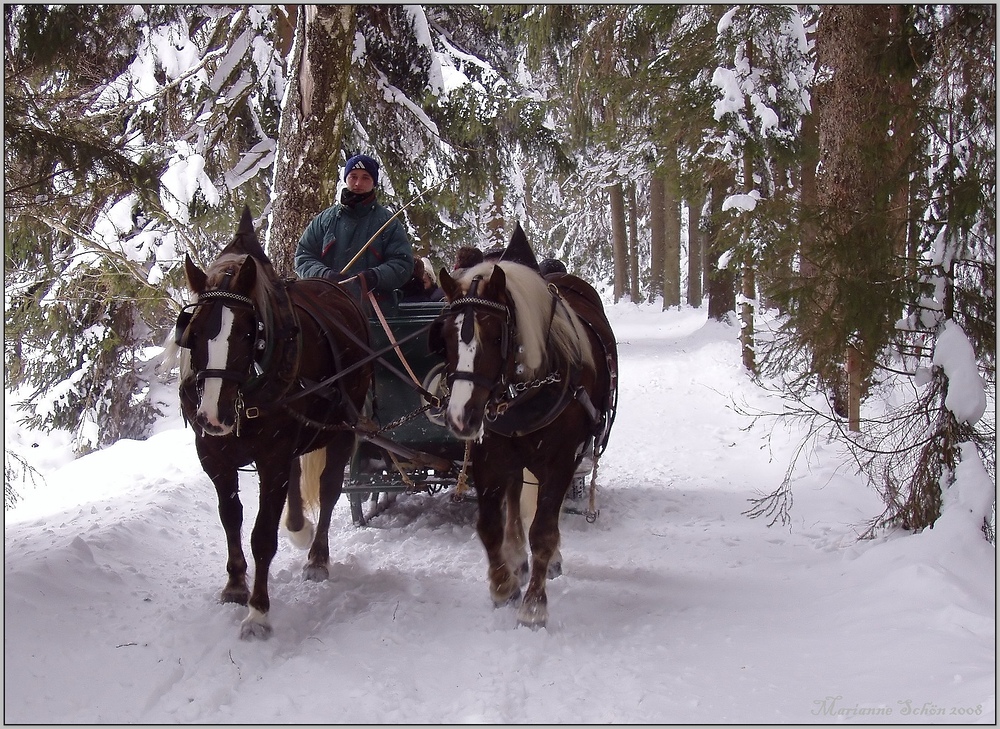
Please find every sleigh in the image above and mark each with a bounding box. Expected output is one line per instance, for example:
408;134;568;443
343;295;466;525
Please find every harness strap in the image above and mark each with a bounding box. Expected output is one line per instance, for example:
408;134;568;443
274;313;441;408
368;289;422;389
196;368;248;382
449;369;502;392
281;289;365;428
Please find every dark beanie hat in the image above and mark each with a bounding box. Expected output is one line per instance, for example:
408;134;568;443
344;154;379;186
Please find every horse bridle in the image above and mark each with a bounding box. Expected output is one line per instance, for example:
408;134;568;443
174;288;266;386
441;275;516;408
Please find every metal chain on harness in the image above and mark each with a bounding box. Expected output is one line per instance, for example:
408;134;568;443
510;371;561;394
369;402;437;435
454;440;473;498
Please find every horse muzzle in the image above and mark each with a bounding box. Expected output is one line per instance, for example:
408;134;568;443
192;373;244;437
195;414;235;437
445;397;486;441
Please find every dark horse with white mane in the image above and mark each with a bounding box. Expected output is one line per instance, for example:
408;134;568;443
166;207;371;639
435;224;618;628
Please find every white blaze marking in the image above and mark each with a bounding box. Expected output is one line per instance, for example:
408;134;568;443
199;306;235;425
447;312;479;429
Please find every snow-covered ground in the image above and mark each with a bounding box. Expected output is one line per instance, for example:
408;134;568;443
4;302;995;724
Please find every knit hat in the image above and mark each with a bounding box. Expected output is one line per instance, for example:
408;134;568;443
344;154;379;186
421;257;436;285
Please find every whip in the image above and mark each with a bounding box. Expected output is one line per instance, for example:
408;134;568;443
339;174;455;275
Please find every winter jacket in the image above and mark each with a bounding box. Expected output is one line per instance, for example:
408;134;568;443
294;197;414;294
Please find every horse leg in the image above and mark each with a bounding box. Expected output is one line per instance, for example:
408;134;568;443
473;456;521;607
518;469;563;580
200;448;250;606
501;472;529;586
303;436;351;581
518;465;574;629
240;462;289;640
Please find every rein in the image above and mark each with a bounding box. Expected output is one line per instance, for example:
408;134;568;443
272;307;443;411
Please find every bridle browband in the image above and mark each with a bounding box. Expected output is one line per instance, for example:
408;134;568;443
199;290;255;307
445;295;509;316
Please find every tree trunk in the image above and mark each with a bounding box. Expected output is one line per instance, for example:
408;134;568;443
649;173;665;303
847;344;862;432
799;98;819;280
267;6;356;276
609;183;628;302
687;189;704;307
813;5;894;417
662;188;681;309
627;182;640;302
888;5;916;271
487;188;505;250
740;253;756;373
662;146;681;309
739;152;756;373
706;174;736;321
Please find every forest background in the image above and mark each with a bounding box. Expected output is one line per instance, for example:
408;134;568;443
3;5;995;537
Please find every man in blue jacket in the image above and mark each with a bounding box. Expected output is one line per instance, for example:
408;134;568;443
294;154;414;297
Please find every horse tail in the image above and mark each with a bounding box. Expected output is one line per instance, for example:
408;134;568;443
283;448;326;550
299;448;326;512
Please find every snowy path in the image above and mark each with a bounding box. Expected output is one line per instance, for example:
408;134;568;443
5;306;994;724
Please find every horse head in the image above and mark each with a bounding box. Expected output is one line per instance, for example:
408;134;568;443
179;251;264;436
437;263;514;440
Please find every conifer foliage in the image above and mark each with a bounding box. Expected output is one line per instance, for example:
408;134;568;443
4;6;994;535
5;5;286;453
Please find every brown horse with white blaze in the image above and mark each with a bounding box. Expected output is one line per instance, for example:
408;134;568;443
166;207;372;639
435;230;617;628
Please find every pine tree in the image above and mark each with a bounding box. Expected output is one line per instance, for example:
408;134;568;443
859;5;996;533
748;5;994;535
5;6;286;453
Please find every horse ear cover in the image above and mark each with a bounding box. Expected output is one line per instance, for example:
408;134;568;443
500;221;540;270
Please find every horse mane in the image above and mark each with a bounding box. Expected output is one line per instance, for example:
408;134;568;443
458;261;594;377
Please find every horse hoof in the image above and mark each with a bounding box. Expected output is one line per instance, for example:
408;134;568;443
219;585;250;606
547;561;562;579
492;586;521;608
517;600;548;629
239;607;272;640
302;563;329;582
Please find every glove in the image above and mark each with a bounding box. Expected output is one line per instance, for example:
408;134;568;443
358;269;377;291
323;269;347;283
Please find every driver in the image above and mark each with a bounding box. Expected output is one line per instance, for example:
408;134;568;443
294;153;414;297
